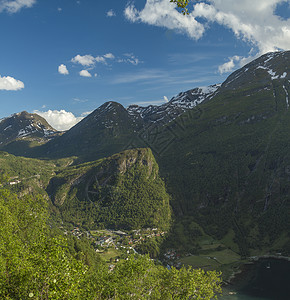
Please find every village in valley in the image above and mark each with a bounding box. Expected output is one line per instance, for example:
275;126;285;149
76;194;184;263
64;225;243;273
65;226;178;266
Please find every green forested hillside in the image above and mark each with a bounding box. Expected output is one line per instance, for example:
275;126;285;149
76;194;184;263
0;148;172;231
48;148;172;230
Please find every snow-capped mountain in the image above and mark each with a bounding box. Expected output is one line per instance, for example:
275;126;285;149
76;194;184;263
0;111;59;146
222;51;289;91
127;84;220;125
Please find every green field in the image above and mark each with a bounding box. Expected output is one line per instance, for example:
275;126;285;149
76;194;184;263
178;255;220;269
98;248;122;263
178;248;241;268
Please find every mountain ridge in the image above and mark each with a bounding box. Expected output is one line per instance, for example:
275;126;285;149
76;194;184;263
1;50;289;256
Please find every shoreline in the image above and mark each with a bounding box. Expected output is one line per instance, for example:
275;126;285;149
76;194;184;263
224;254;290;285
249;254;290;262
221;255;290;299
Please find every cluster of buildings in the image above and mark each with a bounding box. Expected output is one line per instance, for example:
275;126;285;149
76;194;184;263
66;227;167;253
95;228;166;249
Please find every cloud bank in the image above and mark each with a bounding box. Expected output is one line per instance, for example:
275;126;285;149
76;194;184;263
124;0;205;40
125;0;290;73
192;0;290;54
34;109;84;131
0;0;36;13
0;75;24;90
71;52;137;67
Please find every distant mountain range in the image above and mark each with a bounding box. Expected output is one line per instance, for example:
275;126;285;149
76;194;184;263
1;50;289;256
0;83;220;158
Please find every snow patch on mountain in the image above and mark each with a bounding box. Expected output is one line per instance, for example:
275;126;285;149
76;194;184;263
281;72;287;79
256;52;289;80
4;125;12;131
127;84;220;125
283;85;289;109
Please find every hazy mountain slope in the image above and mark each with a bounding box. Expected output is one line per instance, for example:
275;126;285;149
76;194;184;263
157;50;290;255
40;101;142;161
24;85;220;161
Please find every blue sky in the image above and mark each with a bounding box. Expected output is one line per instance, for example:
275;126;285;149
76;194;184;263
0;0;290;130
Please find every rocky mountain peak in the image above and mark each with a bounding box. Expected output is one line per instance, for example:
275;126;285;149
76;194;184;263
222;50;290;90
127;84;220;125
0;111;58;146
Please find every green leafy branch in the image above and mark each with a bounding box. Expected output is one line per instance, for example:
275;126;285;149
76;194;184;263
170;0;190;15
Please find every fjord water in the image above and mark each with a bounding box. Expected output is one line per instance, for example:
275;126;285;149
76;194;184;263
220;258;290;300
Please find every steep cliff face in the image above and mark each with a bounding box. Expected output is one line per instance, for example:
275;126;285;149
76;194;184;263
48;148;172;230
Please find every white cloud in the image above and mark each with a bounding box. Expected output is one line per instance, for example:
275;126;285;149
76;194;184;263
71;54;96;67
218;55;241;74
126;1;290;54
33;109;83;131
125;0;290;73
70;52;141;76
106;9;116;17
58;64;69;75
124;53;141;65
164;96;169;102
117;53;142;65
79;69;92;77
0;0;36;13
71;54;109;67
0;75;24;90
124;0;205;40
95;56;106;63
81;111;92;117
104;53;115;59
192;0;290;54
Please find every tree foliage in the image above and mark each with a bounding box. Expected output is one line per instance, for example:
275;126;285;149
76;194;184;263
170;0;190;14
0;178;222;299
0;185;87;299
